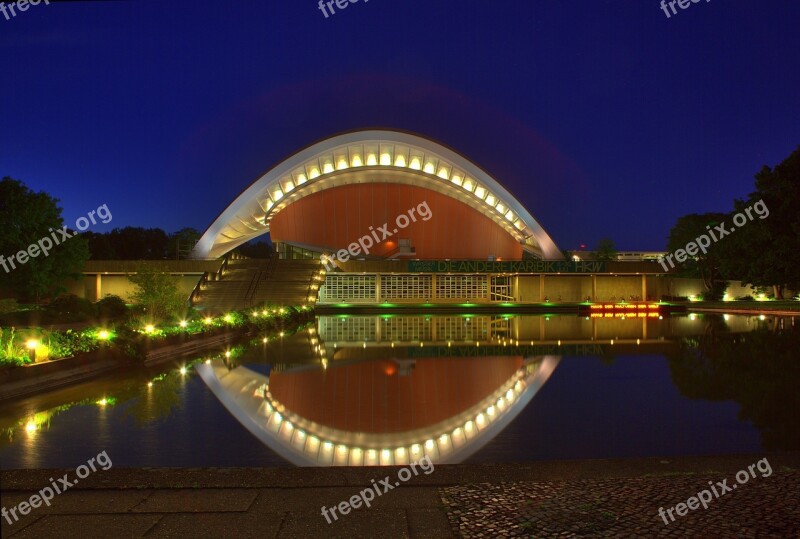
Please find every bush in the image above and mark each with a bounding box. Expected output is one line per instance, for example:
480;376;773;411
0;299;19;315
704;281;727;302
46;329;98;358
0;327;30;367
96;295;129;320
45;294;96;322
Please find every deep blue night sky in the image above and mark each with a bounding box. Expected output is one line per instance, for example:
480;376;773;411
2;0;798;252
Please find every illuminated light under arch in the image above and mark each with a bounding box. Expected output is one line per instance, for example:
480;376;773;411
192;130;562;260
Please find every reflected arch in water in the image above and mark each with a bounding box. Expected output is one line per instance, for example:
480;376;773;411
196;355;560;466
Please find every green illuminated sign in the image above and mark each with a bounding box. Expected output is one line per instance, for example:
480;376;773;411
406;260;606;274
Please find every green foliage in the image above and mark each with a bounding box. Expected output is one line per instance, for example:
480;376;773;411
166;228;201;260
665;213;728;292
128;265;188;324
667;146;800;298
594;238;617;262
95;295;129;320
0;327;31;366
0;298;19;314
235;239;274;259
45;294;96;322
46;329;100;358
718;147;800;297
0;178;90;300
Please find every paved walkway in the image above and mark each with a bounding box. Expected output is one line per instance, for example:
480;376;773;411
2;453;799;538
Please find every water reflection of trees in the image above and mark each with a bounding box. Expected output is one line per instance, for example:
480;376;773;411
667;317;800;450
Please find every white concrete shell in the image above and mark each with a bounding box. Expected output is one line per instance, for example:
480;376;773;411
193;130;563;260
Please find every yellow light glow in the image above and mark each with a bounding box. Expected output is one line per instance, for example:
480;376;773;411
26;339;40;350
409;157;421;170
476;413;486;426
437;168;450;179
144;325;155;334
394;155;406;167
366;154;377;166
25;421;37;433
425;439;434;449
179;320;188;328
147;382;153;388
309;167;320;179
97;398;108;406
423;162;435;174
97;330;110;341
336;159;348;170
451;175;463;186
322;163;334;174
225;351;231;358
224;314;234;323
351;155;363;167
180;367;187;375
380;153;391;166
296;173;307;184
204;317;213;325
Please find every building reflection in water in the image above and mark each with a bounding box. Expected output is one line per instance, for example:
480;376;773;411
197;353;559;467
199;313;771;467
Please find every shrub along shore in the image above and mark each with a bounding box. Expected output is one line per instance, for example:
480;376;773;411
0;295;315;400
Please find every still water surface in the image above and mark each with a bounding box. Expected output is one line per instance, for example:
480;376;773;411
0;313;797;468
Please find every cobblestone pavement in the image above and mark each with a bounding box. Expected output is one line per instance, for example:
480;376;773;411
441;472;800;538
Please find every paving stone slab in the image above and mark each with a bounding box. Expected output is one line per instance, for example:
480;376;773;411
144;511;286;538
131;489;257;513
250;486;444;514
11;514;162;538
278;508;409;539
1;489;153;535
406;508;456;538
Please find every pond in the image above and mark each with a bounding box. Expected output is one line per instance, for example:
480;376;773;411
0;313;797;468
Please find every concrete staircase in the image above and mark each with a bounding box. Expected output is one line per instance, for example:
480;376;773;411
192;256;323;312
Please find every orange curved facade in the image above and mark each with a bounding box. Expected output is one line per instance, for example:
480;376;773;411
268;356;524;433
269;184;524;259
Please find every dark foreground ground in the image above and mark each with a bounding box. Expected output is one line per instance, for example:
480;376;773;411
2;453;799;538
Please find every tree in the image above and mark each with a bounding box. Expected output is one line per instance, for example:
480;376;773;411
594;238;617;262
128;265;188;324
167;228;201;260
665;212;728;296
0;177;89;300
236;239;274;259
718;146;800;298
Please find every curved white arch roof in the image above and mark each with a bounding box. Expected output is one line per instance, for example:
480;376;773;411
193;130;563;260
